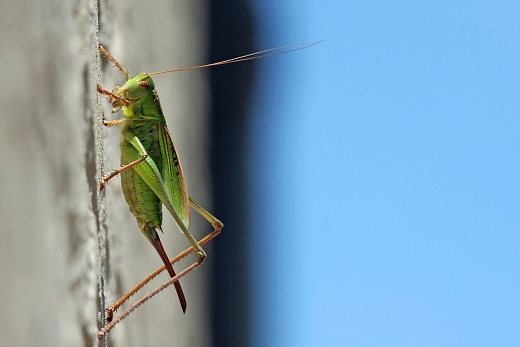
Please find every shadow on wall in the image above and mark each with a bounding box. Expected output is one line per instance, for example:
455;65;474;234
209;1;256;347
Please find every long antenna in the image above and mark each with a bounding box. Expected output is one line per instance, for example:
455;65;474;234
147;40;324;77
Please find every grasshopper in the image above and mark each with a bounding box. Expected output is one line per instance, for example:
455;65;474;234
97;41;321;337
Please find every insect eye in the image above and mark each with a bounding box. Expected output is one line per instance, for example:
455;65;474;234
138;81;149;90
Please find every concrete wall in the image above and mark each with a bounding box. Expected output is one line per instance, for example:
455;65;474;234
0;0;212;346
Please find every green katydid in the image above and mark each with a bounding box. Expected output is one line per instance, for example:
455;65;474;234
97;45;223;336
96;41;321;338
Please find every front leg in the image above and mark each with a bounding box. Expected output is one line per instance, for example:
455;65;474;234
97;84;130;107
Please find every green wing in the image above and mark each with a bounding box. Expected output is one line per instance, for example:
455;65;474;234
159;124;190;229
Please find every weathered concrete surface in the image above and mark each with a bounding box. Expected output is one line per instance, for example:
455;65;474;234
0;0;212;346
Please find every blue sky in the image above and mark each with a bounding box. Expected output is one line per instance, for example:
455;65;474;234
248;2;520;346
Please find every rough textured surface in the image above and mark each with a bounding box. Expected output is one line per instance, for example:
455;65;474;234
0;0;211;346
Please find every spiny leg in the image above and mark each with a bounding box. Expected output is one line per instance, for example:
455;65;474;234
100;230;222;338
99;259;201;338
99;153;148;190
102;199;223;326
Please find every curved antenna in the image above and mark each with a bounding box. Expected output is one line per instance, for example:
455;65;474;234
147;40;324;77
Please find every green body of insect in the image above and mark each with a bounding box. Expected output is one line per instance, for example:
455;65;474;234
99;51;220;313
